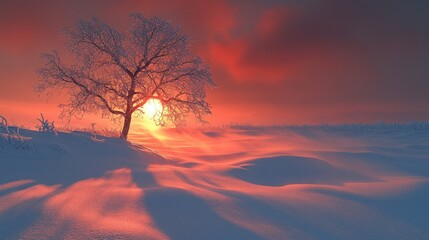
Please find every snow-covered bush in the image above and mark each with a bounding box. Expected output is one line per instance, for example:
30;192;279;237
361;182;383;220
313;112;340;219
1;116;22;143
0;115;33;151
36;113;57;134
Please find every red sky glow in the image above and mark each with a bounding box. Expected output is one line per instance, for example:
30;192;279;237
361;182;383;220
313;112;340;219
1;0;429;129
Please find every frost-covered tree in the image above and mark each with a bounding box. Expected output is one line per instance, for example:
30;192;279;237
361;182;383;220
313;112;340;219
36;13;215;139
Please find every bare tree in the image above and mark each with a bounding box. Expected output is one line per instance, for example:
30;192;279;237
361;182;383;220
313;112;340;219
36;13;215;139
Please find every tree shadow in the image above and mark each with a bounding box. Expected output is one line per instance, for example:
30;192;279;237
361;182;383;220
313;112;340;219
140;187;263;240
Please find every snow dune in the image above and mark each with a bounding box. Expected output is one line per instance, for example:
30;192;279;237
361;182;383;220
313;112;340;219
1;125;429;239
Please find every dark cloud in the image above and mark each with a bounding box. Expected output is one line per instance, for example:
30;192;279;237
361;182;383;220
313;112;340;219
210;0;429;106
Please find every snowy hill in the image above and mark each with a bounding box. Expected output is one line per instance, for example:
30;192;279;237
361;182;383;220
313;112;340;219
1;125;429;239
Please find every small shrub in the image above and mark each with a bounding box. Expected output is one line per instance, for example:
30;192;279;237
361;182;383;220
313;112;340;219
90;123;104;142
36;113;57;134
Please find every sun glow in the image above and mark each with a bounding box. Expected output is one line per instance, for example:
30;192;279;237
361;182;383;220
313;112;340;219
131;98;165;134
141;98;163;119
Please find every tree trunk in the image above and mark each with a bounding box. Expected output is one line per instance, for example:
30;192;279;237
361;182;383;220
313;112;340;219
120;113;132;139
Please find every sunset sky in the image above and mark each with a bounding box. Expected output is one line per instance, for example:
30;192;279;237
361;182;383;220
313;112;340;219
1;0;429;128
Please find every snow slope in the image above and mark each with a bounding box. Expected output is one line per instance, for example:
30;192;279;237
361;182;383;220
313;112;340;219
1;125;429;239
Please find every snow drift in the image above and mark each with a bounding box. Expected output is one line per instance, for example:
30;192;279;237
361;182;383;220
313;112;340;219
1;124;429;239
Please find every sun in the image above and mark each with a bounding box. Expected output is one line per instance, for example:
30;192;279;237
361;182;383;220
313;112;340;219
141;98;163;119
